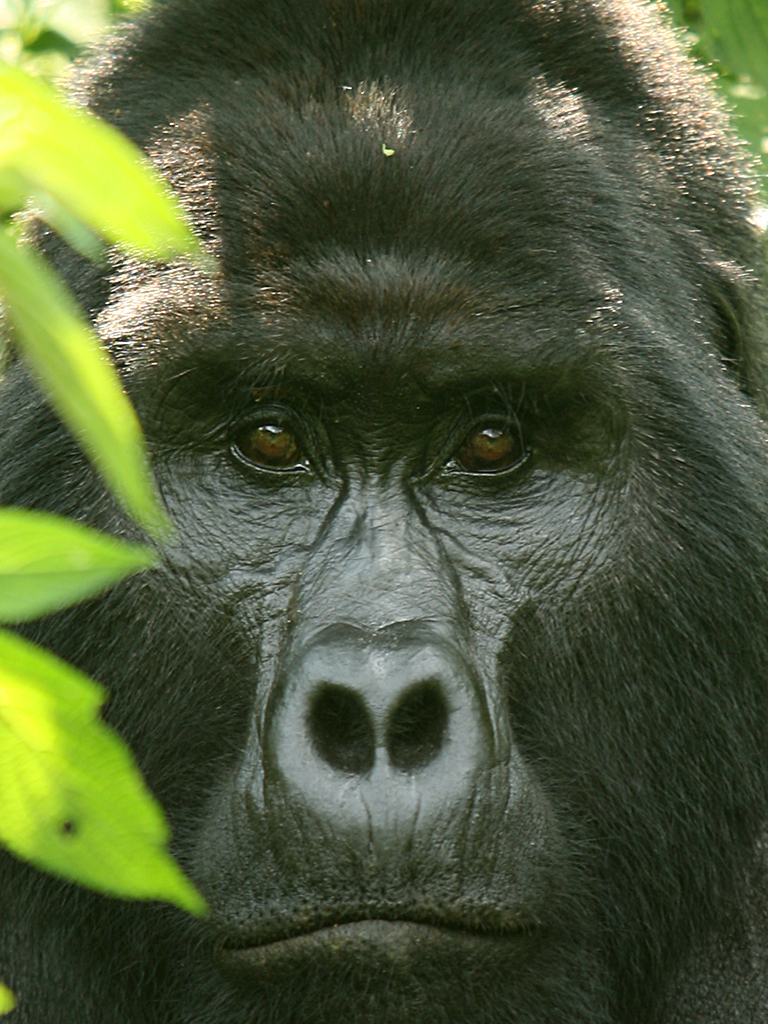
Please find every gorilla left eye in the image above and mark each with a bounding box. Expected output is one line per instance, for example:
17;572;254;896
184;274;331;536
452;424;528;474
232;423;308;472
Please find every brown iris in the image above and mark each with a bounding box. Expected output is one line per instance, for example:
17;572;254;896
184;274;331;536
456;424;524;473
234;423;303;469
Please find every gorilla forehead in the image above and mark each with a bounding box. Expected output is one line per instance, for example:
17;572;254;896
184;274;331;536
96;53;711;416
158;77;625;283
106;85;630;404
103;253;618;400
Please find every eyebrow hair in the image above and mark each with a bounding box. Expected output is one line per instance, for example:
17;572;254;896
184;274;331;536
98;239;620;411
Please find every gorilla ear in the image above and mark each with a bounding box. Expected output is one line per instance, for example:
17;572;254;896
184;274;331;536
701;260;768;407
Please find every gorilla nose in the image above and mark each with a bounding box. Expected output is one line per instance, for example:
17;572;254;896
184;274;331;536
308;677;449;775
268;628;490;834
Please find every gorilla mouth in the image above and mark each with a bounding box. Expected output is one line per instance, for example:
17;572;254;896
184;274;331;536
217;906;538;962
216;915;538;981
217;917;532;962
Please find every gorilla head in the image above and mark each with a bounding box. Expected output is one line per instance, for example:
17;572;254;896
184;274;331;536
2;1;768;1022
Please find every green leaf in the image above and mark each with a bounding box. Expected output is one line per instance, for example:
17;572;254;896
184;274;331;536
0;983;15;1014
0;228;170;538
23;189;106;263
23;29;81;61
0;63;204;261
0;509;158;623
0;168;27;216
109;0;150;14
0;629;206;915
665;0;768;179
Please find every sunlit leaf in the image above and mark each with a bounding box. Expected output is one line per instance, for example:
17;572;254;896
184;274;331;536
0;629;206;915
0;510;158;622
0;228;170;538
0;63;205;261
0;983;15;1014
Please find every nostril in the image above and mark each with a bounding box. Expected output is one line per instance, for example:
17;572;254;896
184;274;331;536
308;683;375;775
386;679;449;772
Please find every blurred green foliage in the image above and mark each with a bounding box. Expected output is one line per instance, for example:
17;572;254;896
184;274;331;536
0;63;206;534
0;0;146;79
0;626;206;912
0;985;13;1014
665;0;768;182
0;510;158;622
0;48;208;1019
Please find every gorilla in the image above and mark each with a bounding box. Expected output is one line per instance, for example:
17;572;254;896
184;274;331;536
2;0;768;1021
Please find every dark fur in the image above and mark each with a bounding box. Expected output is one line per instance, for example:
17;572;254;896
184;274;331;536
1;1;768;1021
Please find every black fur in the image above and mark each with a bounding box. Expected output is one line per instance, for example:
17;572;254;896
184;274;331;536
2;1;768;1021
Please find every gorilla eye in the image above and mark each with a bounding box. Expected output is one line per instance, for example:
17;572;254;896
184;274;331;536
453;424;528;474
232;423;308;472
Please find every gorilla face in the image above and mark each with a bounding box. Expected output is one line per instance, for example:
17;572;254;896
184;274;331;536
3;1;768;1023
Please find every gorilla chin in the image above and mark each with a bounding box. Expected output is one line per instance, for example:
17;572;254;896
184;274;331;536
213;920;603;1024
2;0;768;1022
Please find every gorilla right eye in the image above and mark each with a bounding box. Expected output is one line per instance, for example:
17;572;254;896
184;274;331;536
452;423;528;475
231;423;308;472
